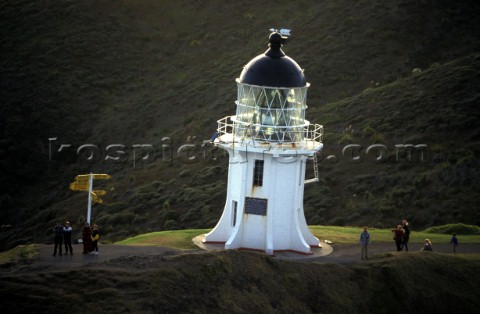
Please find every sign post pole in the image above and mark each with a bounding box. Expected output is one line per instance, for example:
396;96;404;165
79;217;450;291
87;173;93;224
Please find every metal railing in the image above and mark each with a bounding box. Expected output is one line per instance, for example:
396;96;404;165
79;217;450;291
216;116;323;146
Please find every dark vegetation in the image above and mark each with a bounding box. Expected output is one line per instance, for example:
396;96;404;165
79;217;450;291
1;0;480;250
1;250;479;314
424;223;480;235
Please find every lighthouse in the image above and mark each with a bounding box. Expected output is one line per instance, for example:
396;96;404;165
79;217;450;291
203;32;323;255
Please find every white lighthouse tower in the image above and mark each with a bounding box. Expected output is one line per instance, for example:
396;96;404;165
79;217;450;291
203;32;323;255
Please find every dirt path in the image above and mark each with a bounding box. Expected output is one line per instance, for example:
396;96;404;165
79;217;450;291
37;244;179;268
310;242;480;264
36;242;480;269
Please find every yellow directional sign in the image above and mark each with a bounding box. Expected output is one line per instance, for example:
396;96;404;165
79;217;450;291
93;174;111;180
92;190;107;196
70;181;90;187
69;173;111;223
69;174;110;204
69;182;90;191
75;175;92;182
76;174;111;181
91;196;103;204
90;192;104;204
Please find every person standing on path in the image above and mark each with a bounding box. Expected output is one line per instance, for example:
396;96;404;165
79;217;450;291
52;222;64;256
91;224;100;256
63;221;73;255
401;220;410;251
392;225;405;251
450;233;459;254
359;226;370;260
82;223;93;254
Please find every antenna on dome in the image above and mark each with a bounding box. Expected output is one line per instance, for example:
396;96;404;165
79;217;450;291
269;28;291;43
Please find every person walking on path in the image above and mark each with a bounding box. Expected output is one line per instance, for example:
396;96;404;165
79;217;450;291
421;239;433;251
392;225;405;251
63;221;73;255
450;233;459;254
401;220;410;251
82;223;93;254
91;224;100;256
359;226;370;260
52;222;64;256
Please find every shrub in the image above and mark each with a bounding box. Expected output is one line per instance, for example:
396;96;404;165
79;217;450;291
179;169;191;177
104;202;128;213
136;181;164;194
163;219;178;230
424;223;480;235
102;211;136;226
162;210;177;221
308;214;323;225
328;216;346;226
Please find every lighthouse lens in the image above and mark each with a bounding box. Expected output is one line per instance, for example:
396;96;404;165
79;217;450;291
234;83;308;143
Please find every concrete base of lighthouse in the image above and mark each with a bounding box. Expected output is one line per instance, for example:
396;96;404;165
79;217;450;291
194;234;333;259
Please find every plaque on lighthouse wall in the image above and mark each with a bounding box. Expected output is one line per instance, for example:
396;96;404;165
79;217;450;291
244;197;268;216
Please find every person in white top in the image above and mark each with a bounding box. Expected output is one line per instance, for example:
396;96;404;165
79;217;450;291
63;221;73;255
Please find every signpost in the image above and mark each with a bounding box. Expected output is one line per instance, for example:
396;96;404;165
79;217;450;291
69;182;90;191
69;173;111;224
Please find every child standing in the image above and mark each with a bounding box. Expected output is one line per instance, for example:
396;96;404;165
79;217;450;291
450;233;459;254
359;226;370;260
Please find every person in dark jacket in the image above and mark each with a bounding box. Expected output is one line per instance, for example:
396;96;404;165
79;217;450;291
82;223;93;254
90;224;100;256
401;219;410;251
450;233;459;254
392;225;404;251
53;222;64;256
63;221;73;255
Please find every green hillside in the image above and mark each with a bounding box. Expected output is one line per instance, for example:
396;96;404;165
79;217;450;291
1;0;480;249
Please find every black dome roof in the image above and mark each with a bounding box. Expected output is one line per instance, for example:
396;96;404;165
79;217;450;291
238;32;306;88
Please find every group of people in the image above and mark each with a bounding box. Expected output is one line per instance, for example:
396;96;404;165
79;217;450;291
52;221;100;256
392;220;411;251
358;219;460;260
52;221;73;256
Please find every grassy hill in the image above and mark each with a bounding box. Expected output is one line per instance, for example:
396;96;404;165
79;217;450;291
1;0;480;249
